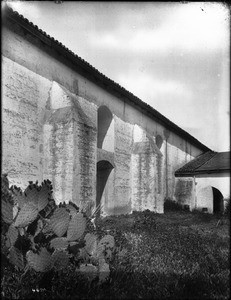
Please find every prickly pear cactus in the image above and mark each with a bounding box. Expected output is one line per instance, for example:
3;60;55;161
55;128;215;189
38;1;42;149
14;202;38;228
26;247;51;272
1;174;115;286
50;237;69;250
6;224;18;248
65;202;79;218
67;213;86;241
11;186;26;209
96;234;115;259
50;208;70;237
2;200;13;224
78;264;98;282
98;234;115;249
98;258;110;282
37;184;50;211
24;184;40;205
24;182;50;212
8;246;25;270
84;233;97;256
52;250;69;270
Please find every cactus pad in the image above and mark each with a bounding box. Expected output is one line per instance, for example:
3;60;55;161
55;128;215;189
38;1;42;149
98;258;110;282
98;235;115;249
50;237;69;250
95;244;105;259
78;264;98;281
2;200;13;224
67;213;86;241
24;185;39;206
66;204;78;218
84;233;97;256
52;250;69;270
11;187;26;208
26;248;51;272
37;184;50;211
14;202;38;228
8;246;24;270
23;183;49;212
96;235;115;259
6;224;18;248
50;208;70;237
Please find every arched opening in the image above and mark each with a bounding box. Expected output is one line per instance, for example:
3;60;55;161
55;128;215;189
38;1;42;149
156;135;163;149
97;106;113;150
212;187;224;214
96;160;114;217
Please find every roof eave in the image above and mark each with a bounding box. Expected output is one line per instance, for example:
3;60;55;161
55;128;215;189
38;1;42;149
3;5;211;152
175;168;230;177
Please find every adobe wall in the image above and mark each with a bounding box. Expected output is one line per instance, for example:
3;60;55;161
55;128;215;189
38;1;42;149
2;20;205;215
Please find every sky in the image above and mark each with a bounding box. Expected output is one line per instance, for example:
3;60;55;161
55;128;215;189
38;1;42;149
6;1;230;152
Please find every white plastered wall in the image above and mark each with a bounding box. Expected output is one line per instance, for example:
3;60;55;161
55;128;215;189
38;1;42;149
195;172;230;212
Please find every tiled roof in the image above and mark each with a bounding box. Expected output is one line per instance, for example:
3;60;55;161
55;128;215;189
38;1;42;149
175;151;230;176
2;4;211;152
196;151;230;172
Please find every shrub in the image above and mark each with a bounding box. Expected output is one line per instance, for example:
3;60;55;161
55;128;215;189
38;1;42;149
164;198;183;211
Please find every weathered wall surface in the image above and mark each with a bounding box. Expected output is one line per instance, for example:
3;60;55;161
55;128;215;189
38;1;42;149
174;177;195;209
2;20;207;215
113;117;133;214
131;125;163;213
165;131;196;200
43;82;98;209
2;56;51;188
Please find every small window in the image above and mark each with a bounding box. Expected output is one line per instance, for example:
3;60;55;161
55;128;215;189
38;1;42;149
156;135;163;149
97;106;114;151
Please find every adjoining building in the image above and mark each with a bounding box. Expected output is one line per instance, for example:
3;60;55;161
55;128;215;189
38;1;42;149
2;5;214;216
175;151;230;213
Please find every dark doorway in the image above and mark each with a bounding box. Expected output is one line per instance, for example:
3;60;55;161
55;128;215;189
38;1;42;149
96;160;114;218
212;187;224;214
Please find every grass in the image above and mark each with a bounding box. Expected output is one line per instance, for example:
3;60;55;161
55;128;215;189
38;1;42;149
96;209;230;300
2;209;230;300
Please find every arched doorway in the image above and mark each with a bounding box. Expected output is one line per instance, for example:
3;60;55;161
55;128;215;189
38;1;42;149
96;160;114;218
212;187;224;214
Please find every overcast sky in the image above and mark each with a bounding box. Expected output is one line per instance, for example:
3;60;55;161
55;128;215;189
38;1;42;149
7;1;230;152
